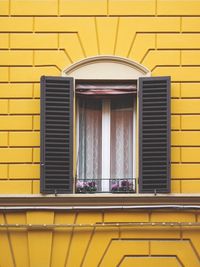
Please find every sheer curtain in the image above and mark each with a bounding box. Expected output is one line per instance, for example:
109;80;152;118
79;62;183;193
110;97;133;178
77;96;134;187
78;98;102;179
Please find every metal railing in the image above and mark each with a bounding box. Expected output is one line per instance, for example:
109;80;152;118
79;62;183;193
76;178;136;193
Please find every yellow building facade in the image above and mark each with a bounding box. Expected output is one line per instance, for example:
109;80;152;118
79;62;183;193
1;0;200;266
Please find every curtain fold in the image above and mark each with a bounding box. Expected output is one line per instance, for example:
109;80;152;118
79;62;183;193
76;81;137;96
78;99;102;179
110;98;133;178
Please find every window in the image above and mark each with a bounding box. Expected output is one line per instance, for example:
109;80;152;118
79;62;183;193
40;57;171;195
76;81;136;193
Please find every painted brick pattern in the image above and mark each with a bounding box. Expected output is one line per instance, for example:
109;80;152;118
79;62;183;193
0;210;199;266
0;0;200;193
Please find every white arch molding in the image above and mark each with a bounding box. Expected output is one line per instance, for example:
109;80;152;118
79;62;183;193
62;55;151;79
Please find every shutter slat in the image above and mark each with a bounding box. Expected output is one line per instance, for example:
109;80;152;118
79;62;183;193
40;76;73;194
139;76;170;193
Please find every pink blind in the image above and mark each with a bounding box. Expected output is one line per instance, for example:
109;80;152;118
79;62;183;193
76;81;137;96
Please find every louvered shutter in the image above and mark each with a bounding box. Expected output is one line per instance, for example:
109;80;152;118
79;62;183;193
40;76;73;194
139;76;170;193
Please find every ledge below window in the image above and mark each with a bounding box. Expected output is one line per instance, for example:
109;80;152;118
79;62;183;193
0;194;200;209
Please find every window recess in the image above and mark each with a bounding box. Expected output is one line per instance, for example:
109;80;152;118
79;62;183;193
76;80;137;193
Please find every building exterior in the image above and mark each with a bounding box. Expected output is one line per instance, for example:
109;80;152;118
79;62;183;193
1;0;200;266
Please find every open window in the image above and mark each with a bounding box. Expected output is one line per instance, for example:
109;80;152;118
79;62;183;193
75;80;137;193
40;56;170;194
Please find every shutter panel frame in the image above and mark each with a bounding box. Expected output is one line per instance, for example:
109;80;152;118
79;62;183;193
139;76;171;193
40;76;74;194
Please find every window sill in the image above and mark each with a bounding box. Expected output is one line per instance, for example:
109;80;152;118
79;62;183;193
0;194;200;208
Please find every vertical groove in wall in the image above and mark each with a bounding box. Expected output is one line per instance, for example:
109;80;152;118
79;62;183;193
49;212;55;267
155;33;157;50
180;111;182;130
57;33;60;50
118;257;122;267
118;225;121;240
127;33;137;58
8;68;10;85
57;34;60;50
8;33;10;49
155;0;157;16
140;49;151;64
195;211;198;223
113;17;120;55
64;49;73;63
179;224;183;240
180;180;182;194
179;83;182;100
32;148;34;164
77;33;86;58
32;84;35;99
94;17;100;55
33;51;35;67
32;17;34;32
149;240;151;256
31;181;33;194
3;213;16;267
7;164;9;180
97;235;113;267
180;148;182;167
188;239;200;263
7;81;10;154
7;130;10;151
180;50;182;67
107;0;109;17
58;0;60;16
57;33;59;50
80;226;96;266
31;115;34;133
8;0;11;16
149;211;152;223
64;212;78;267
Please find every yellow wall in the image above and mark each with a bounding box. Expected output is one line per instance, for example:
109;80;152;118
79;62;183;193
0;210;200;267
1;1;200;266
1;1;200;194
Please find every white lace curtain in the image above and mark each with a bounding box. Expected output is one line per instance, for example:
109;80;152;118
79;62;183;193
78;99;102;179
111;98;133;178
77;97;133;179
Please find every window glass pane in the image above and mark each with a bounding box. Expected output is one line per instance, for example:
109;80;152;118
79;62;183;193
110;97;134;178
78;98;102;179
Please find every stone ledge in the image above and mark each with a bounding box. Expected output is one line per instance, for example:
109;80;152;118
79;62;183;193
0;194;200;208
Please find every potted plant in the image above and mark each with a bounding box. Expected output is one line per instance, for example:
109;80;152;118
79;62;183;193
111;179;134;193
76;180;97;193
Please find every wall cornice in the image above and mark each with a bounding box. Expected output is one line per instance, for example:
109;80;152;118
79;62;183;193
0;194;200;209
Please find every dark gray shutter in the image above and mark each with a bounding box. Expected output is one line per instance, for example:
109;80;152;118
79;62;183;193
40;76;73;194
139;76;170;193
